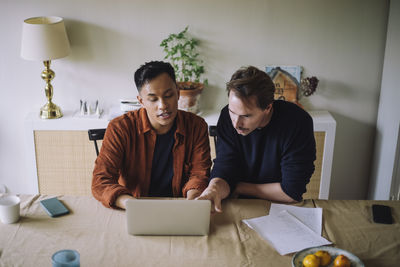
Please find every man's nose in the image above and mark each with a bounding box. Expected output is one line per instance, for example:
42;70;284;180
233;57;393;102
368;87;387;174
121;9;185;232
233;116;241;128
158;99;168;110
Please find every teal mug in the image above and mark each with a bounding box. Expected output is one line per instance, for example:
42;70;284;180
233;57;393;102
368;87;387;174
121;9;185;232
52;250;80;267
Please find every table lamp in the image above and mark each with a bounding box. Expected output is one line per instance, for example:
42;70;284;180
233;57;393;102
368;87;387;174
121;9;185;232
21;16;70;119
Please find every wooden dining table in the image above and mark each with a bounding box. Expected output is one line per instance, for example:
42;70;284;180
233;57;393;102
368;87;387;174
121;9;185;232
0;194;399;267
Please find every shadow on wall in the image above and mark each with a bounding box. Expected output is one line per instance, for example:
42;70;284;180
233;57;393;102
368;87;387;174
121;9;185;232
59;19;150;107
64;19;144;70
308;78;360;104
200;84;223;112
196;30;230;112
300;79;348;110
368;125;383;198
328;111;376;200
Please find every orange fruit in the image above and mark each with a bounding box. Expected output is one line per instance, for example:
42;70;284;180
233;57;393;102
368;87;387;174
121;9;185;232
333;254;351;267
302;254;321;267
314;250;331;266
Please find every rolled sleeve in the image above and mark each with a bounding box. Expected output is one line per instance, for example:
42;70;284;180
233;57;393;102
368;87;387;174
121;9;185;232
280;114;316;201
92;120;131;208
210;107;242;191
182;119;211;196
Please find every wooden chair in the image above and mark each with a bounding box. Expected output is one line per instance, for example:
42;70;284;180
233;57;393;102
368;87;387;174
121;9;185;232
88;128;106;156
209;126;217;161
209;125;217;144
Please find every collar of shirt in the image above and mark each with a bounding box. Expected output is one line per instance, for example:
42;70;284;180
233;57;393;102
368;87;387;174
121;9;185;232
137;108;185;140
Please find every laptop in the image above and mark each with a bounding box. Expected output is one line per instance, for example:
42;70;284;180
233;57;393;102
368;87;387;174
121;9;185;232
126;199;211;236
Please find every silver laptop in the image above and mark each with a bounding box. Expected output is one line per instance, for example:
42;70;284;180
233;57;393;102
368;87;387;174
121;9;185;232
126;199;211;236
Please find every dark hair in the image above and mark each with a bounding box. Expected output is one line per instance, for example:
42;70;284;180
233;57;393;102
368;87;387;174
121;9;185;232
134;61;176;92
226;66;275;109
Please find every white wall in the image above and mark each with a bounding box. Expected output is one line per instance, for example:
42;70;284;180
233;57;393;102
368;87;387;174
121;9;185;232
0;0;389;199
369;0;400;200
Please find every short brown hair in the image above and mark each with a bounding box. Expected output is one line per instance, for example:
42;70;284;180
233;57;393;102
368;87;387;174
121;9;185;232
226;66;275;109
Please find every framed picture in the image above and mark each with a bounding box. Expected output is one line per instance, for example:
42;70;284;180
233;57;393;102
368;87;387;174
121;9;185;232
266;65;302;104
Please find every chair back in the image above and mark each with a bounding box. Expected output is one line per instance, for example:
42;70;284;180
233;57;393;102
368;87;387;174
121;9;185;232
88;128;106;156
209;125;217;161
209;125;217;146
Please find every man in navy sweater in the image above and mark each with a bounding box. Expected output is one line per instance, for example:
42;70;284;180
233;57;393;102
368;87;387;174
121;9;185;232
197;66;316;212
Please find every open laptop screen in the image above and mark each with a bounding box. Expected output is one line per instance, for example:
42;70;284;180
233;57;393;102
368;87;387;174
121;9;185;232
126;199;211;236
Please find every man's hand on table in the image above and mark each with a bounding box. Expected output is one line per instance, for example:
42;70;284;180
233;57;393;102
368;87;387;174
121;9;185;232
196;178;230;213
186;189;202;200
115;194;136;210
114;181;230;211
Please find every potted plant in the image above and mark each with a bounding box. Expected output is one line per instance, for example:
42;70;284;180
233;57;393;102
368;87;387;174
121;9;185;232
160;26;208;114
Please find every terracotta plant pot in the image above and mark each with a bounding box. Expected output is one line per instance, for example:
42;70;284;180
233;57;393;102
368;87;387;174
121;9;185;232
177;82;204;114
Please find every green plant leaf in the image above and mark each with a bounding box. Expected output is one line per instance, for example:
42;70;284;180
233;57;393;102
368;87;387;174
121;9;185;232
159;26;207;85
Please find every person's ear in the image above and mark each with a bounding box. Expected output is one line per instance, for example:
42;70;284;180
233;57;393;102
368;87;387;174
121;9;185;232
137;94;144;106
266;103;273;112
262;103;273;116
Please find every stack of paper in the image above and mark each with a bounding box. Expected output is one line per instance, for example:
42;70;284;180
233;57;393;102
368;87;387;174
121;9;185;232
243;204;331;255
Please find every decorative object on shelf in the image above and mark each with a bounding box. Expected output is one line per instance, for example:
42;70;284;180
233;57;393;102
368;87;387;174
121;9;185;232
300;76;319;97
160;26;208;114
266;65;319;108
75;99;103;118
266;65;302;105
120;99;141;112
21;16;70;119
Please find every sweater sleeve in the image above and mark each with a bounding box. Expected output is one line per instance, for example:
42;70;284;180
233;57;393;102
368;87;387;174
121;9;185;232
91;120;131;208
182;118;212;196
280;113;316;201
210;107;243;191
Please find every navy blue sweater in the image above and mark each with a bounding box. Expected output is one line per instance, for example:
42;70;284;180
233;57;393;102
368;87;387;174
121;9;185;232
211;100;316;201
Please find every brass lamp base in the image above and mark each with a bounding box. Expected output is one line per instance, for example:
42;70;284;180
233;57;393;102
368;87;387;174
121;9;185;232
40;102;63;119
39;60;63;119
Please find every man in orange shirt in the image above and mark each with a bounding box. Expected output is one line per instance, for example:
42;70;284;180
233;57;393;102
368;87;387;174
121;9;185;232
92;61;211;209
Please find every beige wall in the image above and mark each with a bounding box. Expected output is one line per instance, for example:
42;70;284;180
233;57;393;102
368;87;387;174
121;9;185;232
0;0;389;198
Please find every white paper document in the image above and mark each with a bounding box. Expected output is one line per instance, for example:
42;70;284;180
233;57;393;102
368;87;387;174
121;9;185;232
243;210;331;255
269;203;323;235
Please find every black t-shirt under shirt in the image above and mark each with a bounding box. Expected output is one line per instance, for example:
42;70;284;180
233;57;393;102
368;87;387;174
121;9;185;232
148;122;176;197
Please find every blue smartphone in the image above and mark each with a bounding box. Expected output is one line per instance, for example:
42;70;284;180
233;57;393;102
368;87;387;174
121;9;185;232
40;197;70;217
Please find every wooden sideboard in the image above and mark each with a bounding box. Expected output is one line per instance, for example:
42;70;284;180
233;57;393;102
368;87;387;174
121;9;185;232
24;110;336;199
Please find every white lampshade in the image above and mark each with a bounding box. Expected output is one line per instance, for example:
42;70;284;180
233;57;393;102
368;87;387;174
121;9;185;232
21;16;70;61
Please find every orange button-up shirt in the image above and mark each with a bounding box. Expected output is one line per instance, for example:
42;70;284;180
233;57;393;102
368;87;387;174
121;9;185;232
92;108;211;208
